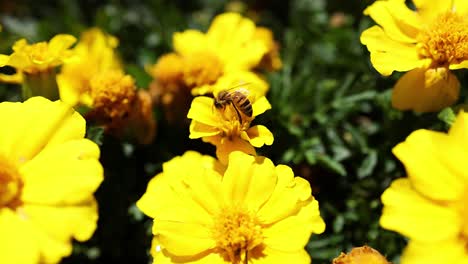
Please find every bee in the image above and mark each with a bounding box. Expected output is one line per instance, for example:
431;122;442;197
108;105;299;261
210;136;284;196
214;83;253;123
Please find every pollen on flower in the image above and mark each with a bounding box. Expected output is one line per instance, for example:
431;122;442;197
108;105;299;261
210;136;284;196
212;206;264;263
216;104;252;140
183;51;223;88
417;11;468;67
88;70;136;125
0;155;22;209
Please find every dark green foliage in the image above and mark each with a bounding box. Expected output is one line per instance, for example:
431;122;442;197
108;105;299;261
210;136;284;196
1;0;467;263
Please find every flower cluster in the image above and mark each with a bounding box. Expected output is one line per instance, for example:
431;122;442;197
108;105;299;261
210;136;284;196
146;12;277;125
136;12;325;264
361;0;468;112
2;0;466;262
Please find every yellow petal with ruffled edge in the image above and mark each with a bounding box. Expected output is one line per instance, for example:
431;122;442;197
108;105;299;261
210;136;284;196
380;178;460;241
392;129;467;200
198;70;269;97
215;137;256;165
263;199;325;252
20;139;103;205
0;97;83;162
257;166;313;224
155;220;216;256
173;29;208;56
0;209;40;264
21;200;98;263
254;248;311;264
360;26;428;76
222;152;276;211
412;0;453;22
252;96;271;117
391;68;460;112
400;240;467;264
449;60;468;70
207;13;268;71
241;125;274;147
189;121;220;139
137;152;221;224
187;96;220;127
363;0;421;42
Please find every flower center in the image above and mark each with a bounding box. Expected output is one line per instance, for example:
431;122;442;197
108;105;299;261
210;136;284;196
212;206;263;263
182;51;223;88
88;70;136;126
0;154;23;209
216;105;252;139
417;11;468;67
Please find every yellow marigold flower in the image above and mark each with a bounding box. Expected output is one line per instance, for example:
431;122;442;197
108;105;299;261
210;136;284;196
360;0;468;112
380;111;468;263
187;87;273;164
333;246;391;264
172;12;270;95
57;28;121;106
0;96;103;264
0;34;76;84
137;151;325;263
86;70;136;130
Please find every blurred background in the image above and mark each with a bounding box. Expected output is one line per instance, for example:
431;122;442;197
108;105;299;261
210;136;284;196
1;0;466;263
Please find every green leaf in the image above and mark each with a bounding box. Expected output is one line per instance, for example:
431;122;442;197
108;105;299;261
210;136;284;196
357;150;377;179
316;154;346;176
438;107;456;127
86;126;104;146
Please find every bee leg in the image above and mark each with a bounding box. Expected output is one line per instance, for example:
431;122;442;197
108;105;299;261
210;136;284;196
232;104;243;124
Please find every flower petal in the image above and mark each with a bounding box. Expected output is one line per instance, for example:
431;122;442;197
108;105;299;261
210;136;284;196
449;60;468;70
22;199;98;248
155;220;216;256
187;96;219;127
252;96;271;117
257;166;315;224
0;209;40;264
412;0;452;21
137;151;221;224
211;71;269;98
222;152;277;211
0;97;85;163
391;68;460;112
454;0;468;13
360;26;427;76
189;121;220;139
48;34;77;53
207;13;267;70
173;29;208;56
392;129;467;201
216;137;256;165
252;248;311;264
263;199;325;252
20;139;103;205
363;0;421;42
243;125;274;147
401;240;467;264
380;178;460;241
448;111;468;149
